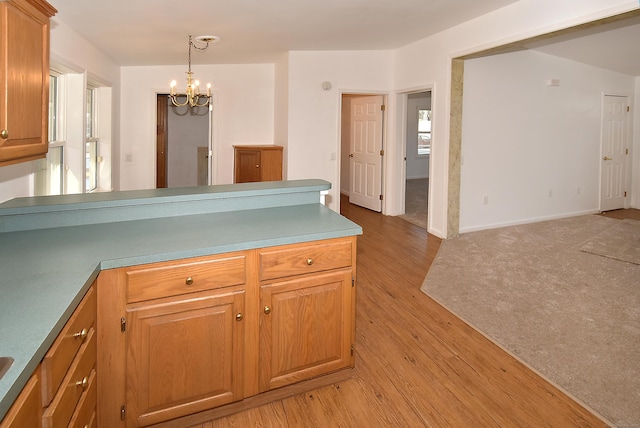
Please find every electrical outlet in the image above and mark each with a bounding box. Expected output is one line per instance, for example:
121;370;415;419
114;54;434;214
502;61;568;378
548;189;553;197
483;195;489;205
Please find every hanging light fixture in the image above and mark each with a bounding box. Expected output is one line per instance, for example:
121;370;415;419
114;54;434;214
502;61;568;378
169;35;219;108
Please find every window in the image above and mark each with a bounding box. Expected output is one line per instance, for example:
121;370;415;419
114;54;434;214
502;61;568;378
417;109;431;156
85;87;99;192
34;73;64;196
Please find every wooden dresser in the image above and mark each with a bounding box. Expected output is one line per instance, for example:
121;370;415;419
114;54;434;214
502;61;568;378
233;145;283;183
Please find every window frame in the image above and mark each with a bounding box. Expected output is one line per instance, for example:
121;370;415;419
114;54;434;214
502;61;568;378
417;108;431;156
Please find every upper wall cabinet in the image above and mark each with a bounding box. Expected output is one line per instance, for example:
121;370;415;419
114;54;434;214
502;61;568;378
0;0;56;167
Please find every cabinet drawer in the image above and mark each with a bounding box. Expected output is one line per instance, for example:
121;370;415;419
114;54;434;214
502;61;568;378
0;371;41;428
126;253;248;303
67;369;97;428
43;328;96;428
41;286;96;406
259;239;353;281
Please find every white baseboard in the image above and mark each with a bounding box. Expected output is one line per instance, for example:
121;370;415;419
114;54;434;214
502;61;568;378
459;209;601;234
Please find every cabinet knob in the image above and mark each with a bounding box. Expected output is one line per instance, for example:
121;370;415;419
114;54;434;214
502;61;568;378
185;277;194;286
255;164;259;168
0;129;8;139
73;328;88;341
235;313;243;321
76;376;89;390
306;258;314;266
263;306;271;314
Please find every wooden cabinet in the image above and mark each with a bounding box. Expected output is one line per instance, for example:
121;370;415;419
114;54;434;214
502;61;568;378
99;252;252;427
98;237;356;427
41;285;97;428
0;284;96;428
234;145;283;183
258;239;356;391
0;370;42;428
0;0;56;167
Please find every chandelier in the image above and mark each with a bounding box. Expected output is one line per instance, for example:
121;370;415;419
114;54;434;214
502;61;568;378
169;35;218;108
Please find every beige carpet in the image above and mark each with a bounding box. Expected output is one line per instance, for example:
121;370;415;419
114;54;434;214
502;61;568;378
581;219;640;265
421;215;640;427
399;178;428;229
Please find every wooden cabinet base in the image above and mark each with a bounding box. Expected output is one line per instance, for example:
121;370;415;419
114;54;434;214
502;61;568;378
147;368;353;428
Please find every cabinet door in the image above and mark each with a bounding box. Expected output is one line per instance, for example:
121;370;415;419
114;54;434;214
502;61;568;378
126;290;245;427
259;269;355;391
234;150;261;183
0;0;51;166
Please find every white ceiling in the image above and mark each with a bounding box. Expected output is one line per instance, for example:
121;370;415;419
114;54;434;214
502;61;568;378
48;0;518;65
524;13;640;76
48;0;640;77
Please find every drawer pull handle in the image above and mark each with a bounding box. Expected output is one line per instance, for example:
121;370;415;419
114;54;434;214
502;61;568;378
76;376;89;390
306;258;313;266
185;277;194;286
263;306;271;315
0;129;8;139
73;328;88;341
236;313;243;321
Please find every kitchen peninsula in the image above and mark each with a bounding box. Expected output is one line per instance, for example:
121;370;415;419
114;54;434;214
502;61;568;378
0;179;361;427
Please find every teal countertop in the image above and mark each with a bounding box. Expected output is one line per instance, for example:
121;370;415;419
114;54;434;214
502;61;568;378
0;180;361;420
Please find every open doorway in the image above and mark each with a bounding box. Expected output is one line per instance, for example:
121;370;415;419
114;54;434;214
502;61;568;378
156;94;212;188
399;91;431;229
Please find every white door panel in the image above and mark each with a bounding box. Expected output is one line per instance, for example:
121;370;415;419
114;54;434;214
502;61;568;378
349;95;383;212
600;95;628;212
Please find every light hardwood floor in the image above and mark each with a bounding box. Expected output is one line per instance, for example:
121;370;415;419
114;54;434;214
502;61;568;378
181;200;633;427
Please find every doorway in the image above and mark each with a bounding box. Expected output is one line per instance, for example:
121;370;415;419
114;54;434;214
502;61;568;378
399;91;431;229
156;95;212;188
340;94;385;212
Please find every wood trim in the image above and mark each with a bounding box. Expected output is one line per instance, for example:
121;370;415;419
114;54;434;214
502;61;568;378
156;95;168;188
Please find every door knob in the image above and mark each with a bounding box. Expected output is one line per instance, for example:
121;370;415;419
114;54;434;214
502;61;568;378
603;156;612;161
263;306;271;314
349;154;354;158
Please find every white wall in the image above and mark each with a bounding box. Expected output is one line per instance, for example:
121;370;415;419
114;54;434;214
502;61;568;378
274;53;289;179
167;103;209;187
286;51;393;210
120;64;274;189
0;18;120;203
460;50;636;232
393;0;640;238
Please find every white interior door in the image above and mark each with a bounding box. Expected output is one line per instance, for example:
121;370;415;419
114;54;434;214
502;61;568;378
349;95;384;212
600;95;628;212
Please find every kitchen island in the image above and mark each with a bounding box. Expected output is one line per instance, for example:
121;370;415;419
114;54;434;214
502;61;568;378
0;180;361;426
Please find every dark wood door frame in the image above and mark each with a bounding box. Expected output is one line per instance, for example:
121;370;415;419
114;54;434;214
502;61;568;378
156;95;168;188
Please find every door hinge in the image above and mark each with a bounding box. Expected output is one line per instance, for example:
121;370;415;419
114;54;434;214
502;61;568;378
379;149;384;156
627;106;630;112
350;345;355;356
624;191;627;197
379;194;384;201
351;275;355;287
381;104;386;111
120;405;126;421
120;317;126;333
626;148;629;155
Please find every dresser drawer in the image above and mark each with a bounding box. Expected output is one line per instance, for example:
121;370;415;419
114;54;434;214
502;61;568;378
259;239;353;281
41;286;96;406
126;252;248;303
43;328;96;428
67;369;97;428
